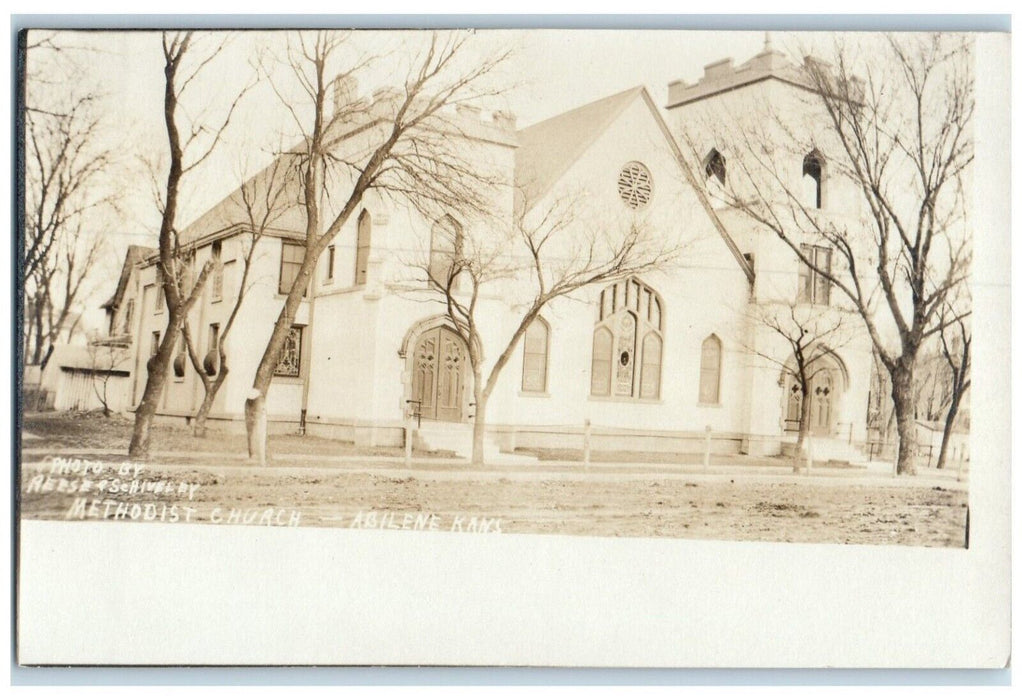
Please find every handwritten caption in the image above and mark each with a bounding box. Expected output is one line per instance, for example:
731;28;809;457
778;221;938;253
25;456;301;527
348;510;502;533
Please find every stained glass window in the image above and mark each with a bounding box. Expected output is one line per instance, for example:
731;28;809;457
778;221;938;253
590;277;662;399
275;326;303;377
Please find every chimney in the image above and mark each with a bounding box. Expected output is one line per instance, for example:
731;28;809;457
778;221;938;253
332;75;359;116
492;110;517;131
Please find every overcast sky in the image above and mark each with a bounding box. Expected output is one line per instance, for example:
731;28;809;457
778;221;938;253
30;29;775;229
27;28;796;331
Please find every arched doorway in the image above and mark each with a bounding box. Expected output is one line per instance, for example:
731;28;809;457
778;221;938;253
782;351;846;437
409;324;469;422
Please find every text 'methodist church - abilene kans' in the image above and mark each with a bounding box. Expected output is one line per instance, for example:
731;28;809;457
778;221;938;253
102;40;876;461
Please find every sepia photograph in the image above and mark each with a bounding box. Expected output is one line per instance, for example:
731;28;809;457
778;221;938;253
14;23;1011;668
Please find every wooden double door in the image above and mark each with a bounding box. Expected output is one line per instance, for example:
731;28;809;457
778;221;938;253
411;326;467;422
785;368;837;436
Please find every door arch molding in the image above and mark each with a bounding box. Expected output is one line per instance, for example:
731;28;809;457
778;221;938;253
400;316;475;423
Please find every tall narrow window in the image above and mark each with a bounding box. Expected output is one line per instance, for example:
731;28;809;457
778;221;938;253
279;241;306;295
591;277;663;400
797;244;832;306
699;335;722;404
326;245;335;282
355;209;371;285
121;298;135;334
275;326;303;377
211;240;223;302
204;323;220;376
590;327;613;397
640;332;662;399
429;215;462;290
150;331;161;358
802;150;824;209
521;317;550;393
154;268;164;312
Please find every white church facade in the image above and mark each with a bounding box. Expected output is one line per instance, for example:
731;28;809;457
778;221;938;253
103;42;875;459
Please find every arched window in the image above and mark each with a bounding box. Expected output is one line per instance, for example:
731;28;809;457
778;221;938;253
590;277;663;399
521;317;550;393
355;209;371;285
699;334;723;405
430;215;463;291
704;148;726;186
802;149;824;209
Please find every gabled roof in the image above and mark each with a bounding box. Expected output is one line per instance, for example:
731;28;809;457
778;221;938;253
101;245;157;311
176;98;517;248
514;86;755;285
515;86;645;208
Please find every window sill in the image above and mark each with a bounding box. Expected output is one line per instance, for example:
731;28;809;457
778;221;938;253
698;402;723;408
272;375;304;385
518;391;550;398
211;297;222;304
587;395;664;405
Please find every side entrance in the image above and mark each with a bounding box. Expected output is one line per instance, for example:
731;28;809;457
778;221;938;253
410;325;468;422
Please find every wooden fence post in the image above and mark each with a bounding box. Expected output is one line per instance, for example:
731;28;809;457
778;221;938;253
583;419;592;472
703;425;712;472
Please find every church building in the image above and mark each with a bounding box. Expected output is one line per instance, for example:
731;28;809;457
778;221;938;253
102;40;875;461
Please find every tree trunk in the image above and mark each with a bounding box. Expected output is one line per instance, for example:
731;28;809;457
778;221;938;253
890;364;917;476
794;386;811;474
193;370;228;438
935;395;961;471
245;391;268;465
244;268;310;463
128;322;180;459
471;388;487;468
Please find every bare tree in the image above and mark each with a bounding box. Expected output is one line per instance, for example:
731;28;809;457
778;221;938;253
181;151;296;437
23;37;117;365
243;30;511;464
128;32;252;458
746;302;851;472
417;193;680;467
683;34;973;475
935;301;970;471
86;339;131;418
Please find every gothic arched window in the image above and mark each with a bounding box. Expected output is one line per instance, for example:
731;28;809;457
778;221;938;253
704;148;726;186
429;215;463;291
355;209;372;285
802;149;824;209
699;334;723;404
521;317;550;393
590;277;663;400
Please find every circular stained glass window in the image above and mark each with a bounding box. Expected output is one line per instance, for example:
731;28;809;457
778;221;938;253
617;161;653;209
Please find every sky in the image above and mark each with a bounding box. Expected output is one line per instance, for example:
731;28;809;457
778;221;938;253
26;28;798;333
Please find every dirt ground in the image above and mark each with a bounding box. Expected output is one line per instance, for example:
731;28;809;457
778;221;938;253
19;412;969;547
